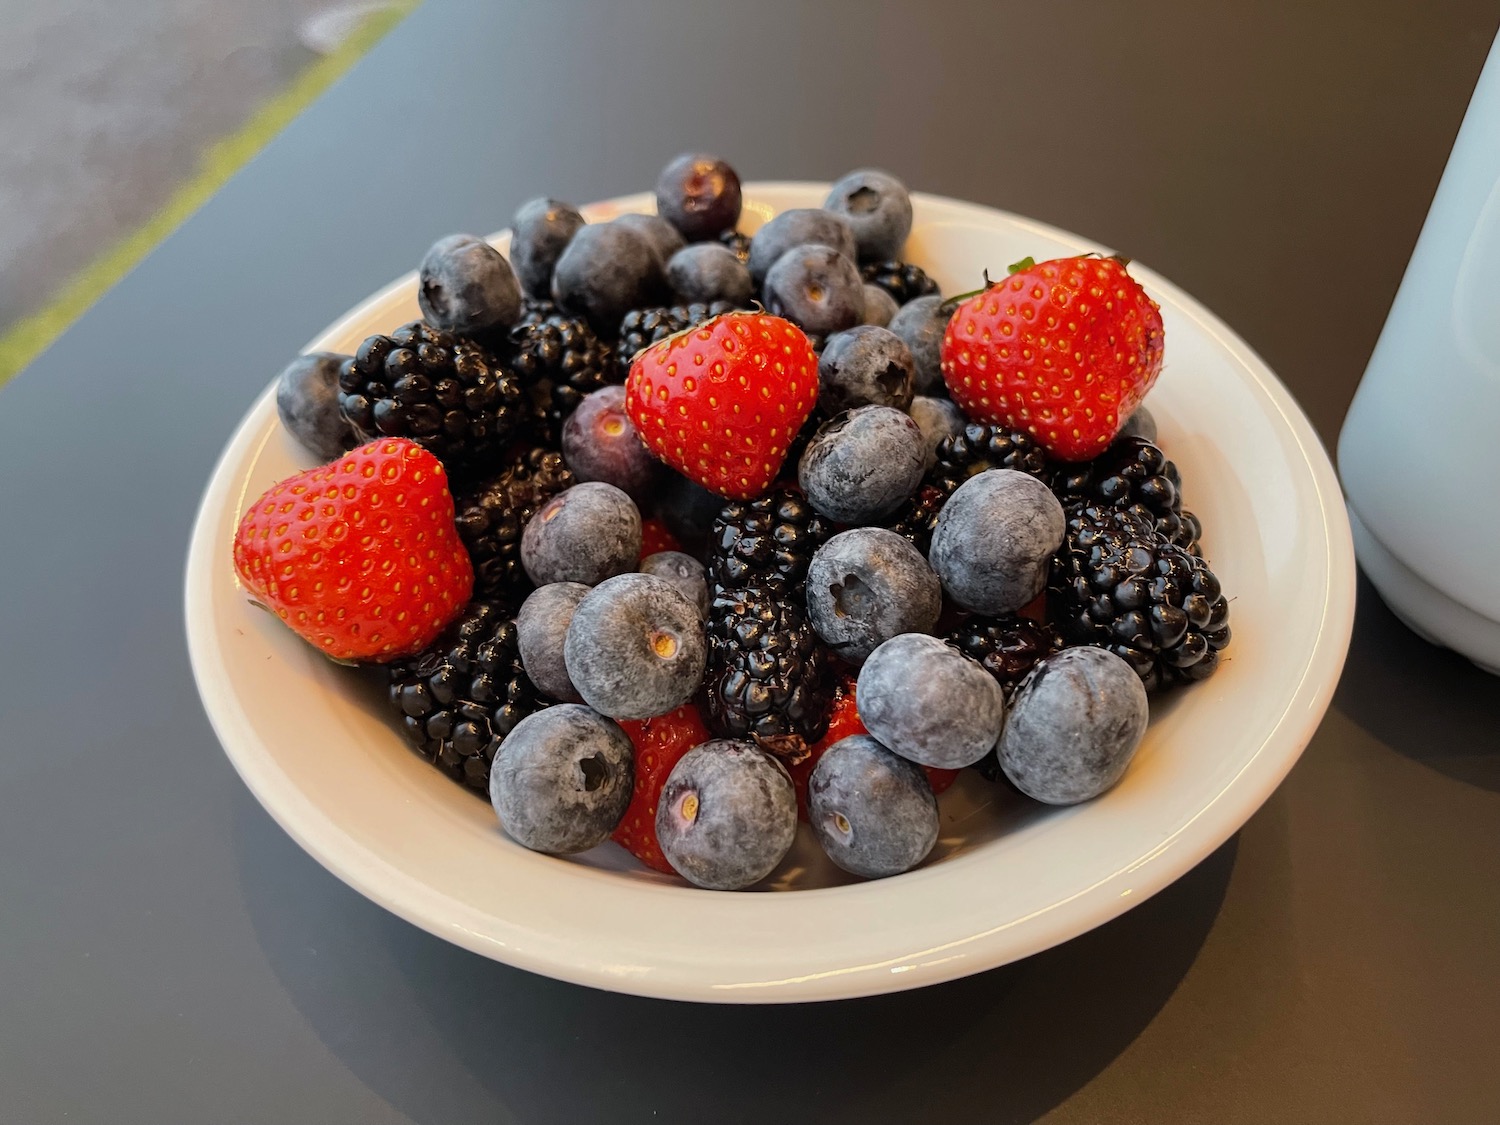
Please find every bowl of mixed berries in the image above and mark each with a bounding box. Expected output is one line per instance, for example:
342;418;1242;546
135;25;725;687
187;154;1354;1001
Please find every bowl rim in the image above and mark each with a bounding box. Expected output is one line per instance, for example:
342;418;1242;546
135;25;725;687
186;183;1356;1003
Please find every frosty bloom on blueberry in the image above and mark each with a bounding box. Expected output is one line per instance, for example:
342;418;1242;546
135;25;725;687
656;740;798;890
276;351;352;461
929;469;1066;616
857;634;1006;769
489;705;635;854
520;481;642;587
563;572;707;720
510;197;585;299
809;734;938;879
998;648;1149;804
805;528;941;665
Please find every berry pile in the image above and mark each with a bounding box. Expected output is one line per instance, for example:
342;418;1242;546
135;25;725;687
241;153;1231;892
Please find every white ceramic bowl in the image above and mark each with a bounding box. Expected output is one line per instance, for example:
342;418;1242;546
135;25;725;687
186;184;1355;1003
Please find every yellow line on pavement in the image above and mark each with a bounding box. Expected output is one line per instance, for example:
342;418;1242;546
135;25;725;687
0;1;418;387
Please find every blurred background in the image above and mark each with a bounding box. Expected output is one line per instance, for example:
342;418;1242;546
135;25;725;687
0;0;413;381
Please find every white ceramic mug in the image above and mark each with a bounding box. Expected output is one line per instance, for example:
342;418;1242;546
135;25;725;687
1339;30;1500;673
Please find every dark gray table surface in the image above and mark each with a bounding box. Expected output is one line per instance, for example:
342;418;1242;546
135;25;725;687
4;2;1500;1122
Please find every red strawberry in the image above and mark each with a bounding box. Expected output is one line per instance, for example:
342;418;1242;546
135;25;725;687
788;676;956;819
1018;590;1048;623
233;437;473;662
940;255;1164;461
638;516;683;560
787;677;865;820
613;703;711;873
925;764;960;796
625;311;818;500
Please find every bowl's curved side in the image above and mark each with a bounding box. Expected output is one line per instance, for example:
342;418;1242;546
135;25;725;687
185;184;1356;1003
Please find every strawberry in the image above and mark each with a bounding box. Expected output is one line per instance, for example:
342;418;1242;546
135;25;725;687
788;676;956;819
613;703;711;873
625;311;818;500
638;516;683;560
925;763;960;797
940;255;1164;461
1018;590;1048;623
233;437;473;663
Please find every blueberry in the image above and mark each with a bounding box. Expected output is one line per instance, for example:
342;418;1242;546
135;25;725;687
997;648;1149;804
1119;405;1157;443
907;395;967;473
888;295;950;394
510;197;586;299
640;550;709;618
808;735;938;878
823;169;913;262
561;385;662;503
861;284;899;327
276;351;352;460
747;208;857;286
656;740;796;889
417;234;522;335
666;243;754;306
517;582;592;703
763;244;865;337
805;528;941;664
614;212;687;265
563;573;707;720
798;406;925;524
929;469;1065;615
552;222;665;333
655;153;743;241
817;326;916;414
521;482;642;586
856;633;1005;768
489;704;634;854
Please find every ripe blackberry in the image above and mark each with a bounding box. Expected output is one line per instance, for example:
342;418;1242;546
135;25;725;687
338;321;524;478
616;301;739;369
1049;504;1230;692
387;601;549;792
948;614;1064;782
1053;435;1201;552
860;260;940;305
948;615;1064;699
719;229;752;264
507;299;618;443
704;581;833;758
454;447;575;599
886;423;1051;549
709;488;833;596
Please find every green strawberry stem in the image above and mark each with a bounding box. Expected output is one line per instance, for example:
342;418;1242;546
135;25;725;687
939;269;998;314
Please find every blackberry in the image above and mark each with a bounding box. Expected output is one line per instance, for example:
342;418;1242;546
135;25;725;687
704;581;833;759
338;321;524;478
616;301;739;369
949;615;1064;783
507;299;618;443
948;615;1064;699
719;229;752;264
709;488;833;596
387;601;549;793
860;260;940;306
1049;504;1230;692
1053;435;1201;552
886;423;1051;549
454;447;575;599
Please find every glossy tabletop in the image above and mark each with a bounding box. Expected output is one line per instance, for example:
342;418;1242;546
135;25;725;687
3;2;1499;1121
